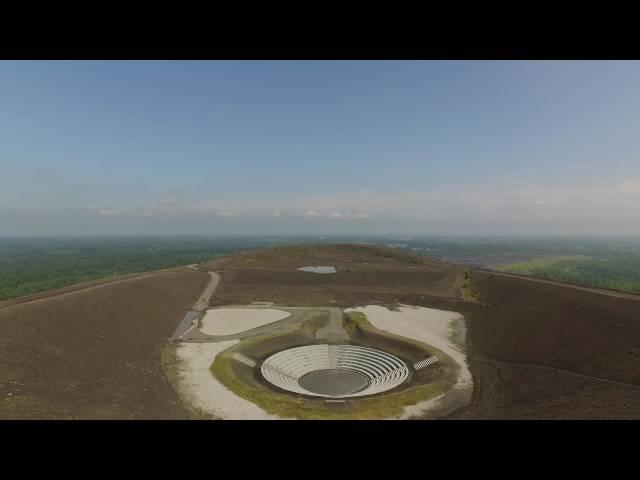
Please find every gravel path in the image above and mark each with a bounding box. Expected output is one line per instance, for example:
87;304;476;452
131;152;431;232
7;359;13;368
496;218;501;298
171;271;220;340
314;307;349;343
191;272;220;311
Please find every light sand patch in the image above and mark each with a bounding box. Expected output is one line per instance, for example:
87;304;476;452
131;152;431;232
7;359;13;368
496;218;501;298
175;340;282;420
345;304;472;419
199;308;291;336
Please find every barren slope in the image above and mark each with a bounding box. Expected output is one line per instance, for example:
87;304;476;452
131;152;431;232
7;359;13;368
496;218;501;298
451;271;640;419
0;268;209;419
202;243;465;307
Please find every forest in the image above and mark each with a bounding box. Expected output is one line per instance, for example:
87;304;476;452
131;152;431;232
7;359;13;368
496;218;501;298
0;236;295;300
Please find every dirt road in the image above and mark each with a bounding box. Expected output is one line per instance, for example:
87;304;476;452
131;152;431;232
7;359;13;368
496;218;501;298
171;270;221;340
191;272;220;311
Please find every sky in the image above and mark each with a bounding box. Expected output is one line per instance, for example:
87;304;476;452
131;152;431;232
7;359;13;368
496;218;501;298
2;60;640;236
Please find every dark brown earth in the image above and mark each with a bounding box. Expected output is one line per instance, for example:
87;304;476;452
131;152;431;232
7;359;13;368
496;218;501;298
449;271;640;419
202;243;465;307
0;268;209;419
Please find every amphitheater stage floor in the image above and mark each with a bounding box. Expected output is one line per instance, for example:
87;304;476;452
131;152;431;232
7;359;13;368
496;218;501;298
298;369;369;396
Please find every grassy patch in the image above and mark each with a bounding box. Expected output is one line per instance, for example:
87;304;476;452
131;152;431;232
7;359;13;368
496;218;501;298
303;310;331;334
343;311;372;336
237;321;317;360
461;269;483;302
496;255;591;275
161;342;181;373
447;317;467;352
0;396;43;419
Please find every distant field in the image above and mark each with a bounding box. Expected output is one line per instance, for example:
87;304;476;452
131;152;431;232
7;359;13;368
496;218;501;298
494;255;640;295
380;237;640;297
496;255;593;274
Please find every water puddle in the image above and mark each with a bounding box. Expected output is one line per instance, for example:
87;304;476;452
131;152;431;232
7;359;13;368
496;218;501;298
172;309;202;340
297;266;337;274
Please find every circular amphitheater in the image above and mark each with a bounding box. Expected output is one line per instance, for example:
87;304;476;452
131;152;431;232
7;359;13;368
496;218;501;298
260;344;409;398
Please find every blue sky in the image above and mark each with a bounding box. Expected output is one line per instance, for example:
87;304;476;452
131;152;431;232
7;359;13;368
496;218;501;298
2;60;640;235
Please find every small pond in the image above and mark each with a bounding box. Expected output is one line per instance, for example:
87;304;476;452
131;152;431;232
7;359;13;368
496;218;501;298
297;266;337;274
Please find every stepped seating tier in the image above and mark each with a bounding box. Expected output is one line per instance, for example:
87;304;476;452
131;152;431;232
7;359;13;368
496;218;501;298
261;344;409;398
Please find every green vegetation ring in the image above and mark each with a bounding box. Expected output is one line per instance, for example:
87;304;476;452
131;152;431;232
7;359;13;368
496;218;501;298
261;344;409;398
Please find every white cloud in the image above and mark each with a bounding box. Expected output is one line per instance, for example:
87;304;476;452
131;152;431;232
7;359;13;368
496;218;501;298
617;177;640;194
96;208;116;216
326;212;372;220
158;197;180;206
73;175;640;234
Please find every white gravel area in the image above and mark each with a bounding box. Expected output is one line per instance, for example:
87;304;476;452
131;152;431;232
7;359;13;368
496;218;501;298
199;308;291;336
174;304;470;420
175;340;283;420
345;304;473;419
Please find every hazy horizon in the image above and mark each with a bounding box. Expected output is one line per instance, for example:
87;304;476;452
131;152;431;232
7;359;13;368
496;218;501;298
3;61;640;236
3;233;640;241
